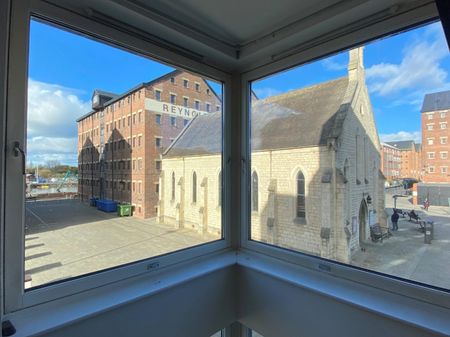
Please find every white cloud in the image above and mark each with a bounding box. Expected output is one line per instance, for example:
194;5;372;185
366;23;449;97
27;79;90;138
322;58;347;71
380;131;421;143
26;79;90;165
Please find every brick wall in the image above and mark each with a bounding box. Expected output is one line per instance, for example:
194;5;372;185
77;71;221;218
422;109;450;183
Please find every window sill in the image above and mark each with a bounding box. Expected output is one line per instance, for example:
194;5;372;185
293;217;307;225
237;249;450;336
4;250;236;337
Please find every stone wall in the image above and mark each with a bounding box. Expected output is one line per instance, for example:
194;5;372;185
159;155;222;236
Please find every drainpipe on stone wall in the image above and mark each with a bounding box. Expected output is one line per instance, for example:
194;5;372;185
330;138;338;259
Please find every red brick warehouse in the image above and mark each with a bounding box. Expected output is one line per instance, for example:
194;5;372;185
421;90;450;183
77;70;222;218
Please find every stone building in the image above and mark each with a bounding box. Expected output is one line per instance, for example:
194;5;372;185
159;48;385;262
385;140;422;180
421;90;450;183
77;70;221;218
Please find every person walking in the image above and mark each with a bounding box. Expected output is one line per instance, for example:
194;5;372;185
391;209;399;231
424;198;430;211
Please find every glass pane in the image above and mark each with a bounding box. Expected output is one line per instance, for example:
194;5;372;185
250;20;450;290
249;329;264;337
25;19;222;289
210;330;224;337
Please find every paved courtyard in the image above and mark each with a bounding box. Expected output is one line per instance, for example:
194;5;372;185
352;191;450;289
25;192;450;291
25;199;220;288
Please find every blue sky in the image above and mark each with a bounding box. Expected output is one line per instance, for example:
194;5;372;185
253;21;450;142
27;19;450;165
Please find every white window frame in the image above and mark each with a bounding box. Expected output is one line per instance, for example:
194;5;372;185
239;17;450;311
3;0;230;312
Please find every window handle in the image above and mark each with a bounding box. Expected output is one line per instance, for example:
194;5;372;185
13;141;25;175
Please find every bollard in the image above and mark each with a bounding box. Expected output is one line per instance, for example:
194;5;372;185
424;221;433;244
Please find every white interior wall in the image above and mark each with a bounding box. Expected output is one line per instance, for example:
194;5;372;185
34;267;237;337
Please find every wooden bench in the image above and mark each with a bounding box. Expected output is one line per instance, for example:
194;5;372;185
408;211;421;223
370;224;392;243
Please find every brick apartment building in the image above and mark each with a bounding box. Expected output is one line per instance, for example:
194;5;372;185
421;90;450;183
385;140;422;180
380;142;401;181
77;70;221;218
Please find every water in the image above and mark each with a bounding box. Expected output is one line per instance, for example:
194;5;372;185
30;187;77;195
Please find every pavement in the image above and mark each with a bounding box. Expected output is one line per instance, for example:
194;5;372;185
351;191;450;290
24;192;450;291
25;199;220;288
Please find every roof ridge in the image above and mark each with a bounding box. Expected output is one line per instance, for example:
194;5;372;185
261;76;348;103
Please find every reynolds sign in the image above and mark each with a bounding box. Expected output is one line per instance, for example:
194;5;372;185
145;98;208;118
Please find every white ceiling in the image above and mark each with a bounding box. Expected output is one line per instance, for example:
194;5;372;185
49;0;438;72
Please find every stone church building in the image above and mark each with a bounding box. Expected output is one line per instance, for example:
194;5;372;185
159;48;385;263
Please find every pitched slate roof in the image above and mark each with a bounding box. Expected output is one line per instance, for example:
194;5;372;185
421;90;450;113
386;140;415;150
77;70;221;122
164;77;350;158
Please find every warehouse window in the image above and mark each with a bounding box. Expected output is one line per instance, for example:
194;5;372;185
155;89;162;101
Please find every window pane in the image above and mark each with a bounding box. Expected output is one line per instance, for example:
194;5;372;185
249;21;450;290
24;19;223;289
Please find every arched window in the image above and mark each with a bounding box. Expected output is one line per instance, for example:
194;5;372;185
251;171;258;212
171;172;175;201
218;170;222;206
296;171;306;218
192;171;197;203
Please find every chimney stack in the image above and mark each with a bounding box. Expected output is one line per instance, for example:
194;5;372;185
348;47;365;82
